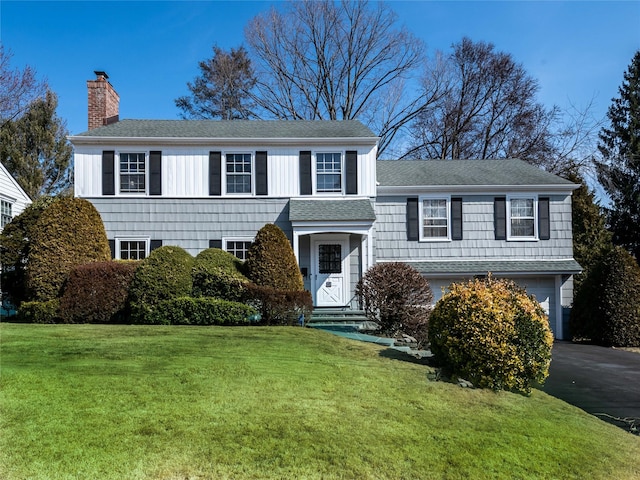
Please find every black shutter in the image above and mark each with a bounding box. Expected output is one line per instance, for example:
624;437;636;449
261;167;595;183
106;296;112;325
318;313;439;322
539;197;550;240
209;151;222;196
299;151;312;195
346;150;358;195
256;151;268;196
149;151;162;195
150;240;162;252
451;197;463;240
407;197;419;241
494;197;507;240
209;239;222;249
108;240;115;259
102;151;115;195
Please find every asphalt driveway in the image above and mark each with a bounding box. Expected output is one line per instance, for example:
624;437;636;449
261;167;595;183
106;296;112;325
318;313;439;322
541;341;640;433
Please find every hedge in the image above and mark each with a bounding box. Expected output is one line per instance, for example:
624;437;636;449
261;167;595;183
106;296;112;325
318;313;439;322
143;297;257;325
192;248;248;301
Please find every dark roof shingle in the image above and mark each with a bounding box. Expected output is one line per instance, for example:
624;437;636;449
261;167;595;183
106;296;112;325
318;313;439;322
289;199;376;222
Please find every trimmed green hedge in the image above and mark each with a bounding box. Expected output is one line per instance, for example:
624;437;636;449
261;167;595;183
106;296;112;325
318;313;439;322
143;297;257;325
192;248;248;301
16;299;60;324
129;246;194;322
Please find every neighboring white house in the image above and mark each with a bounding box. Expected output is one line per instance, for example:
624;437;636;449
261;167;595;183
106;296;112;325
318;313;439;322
0;161;31;233
70;72;581;339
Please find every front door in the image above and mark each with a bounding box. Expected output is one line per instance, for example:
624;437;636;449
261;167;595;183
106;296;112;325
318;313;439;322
312;236;349;307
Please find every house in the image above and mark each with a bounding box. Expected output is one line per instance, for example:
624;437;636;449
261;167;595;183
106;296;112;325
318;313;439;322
70;72;580;339
0;161;31;233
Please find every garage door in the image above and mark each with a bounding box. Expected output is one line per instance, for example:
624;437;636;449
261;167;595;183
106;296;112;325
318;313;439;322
512;277;556;336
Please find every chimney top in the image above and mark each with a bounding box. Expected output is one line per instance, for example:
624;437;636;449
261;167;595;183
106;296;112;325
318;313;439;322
94;71;109;79
87;72;119;130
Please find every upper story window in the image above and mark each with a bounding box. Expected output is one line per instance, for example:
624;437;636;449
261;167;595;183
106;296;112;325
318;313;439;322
508;196;537;240
420;196;450;241
120;153;146;193
226;153;252;194
316;153;342;193
1;199;12;228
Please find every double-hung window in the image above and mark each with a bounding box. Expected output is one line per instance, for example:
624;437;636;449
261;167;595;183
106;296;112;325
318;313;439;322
1;200;12;229
226;153;252;194
508;196;537;239
316;153;342;193
118;239;148;260
420;196;450;240
225;239;253;261
120;153;146;193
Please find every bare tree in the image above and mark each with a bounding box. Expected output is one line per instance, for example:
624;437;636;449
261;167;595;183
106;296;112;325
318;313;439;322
175;46;256;120
245;0;426;155
0;45;47;126
406;38;559;167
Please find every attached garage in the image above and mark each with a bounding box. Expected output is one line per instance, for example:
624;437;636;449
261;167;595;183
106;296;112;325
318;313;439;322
404;259;582;340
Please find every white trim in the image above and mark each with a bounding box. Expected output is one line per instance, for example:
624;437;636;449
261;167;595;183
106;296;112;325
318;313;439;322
115;237;150;260
555;275;564;340
223;152;254;196
116;150;148;195
507;194;538;241
69;136;379;147
311;234;350;307
0;162;31;203
419;194;451;242
313;150;345;195
222;236;254;260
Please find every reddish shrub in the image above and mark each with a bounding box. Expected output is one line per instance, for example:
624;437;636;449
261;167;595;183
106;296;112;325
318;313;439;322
244;283;313;325
59;261;139;324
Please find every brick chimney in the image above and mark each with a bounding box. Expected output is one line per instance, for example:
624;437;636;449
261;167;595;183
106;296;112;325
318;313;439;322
87;71;119;130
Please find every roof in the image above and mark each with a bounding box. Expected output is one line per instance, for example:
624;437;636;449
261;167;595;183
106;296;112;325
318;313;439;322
289;199;376;222
400;259;582;276
72;119;377;139
377;159;576;188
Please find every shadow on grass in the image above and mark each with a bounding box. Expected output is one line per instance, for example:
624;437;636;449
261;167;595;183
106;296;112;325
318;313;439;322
378;347;433;366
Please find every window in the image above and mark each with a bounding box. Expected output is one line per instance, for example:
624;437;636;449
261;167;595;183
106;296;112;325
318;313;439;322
118;240;147;260
225;240;253;261
508;196;536;239
226;153;252;194
420;197;449;240
316;153;342;193
120;153;146;193
1;200;12;228
318;244;342;273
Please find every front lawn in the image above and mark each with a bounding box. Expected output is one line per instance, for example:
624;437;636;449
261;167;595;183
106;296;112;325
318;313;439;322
1;324;638;479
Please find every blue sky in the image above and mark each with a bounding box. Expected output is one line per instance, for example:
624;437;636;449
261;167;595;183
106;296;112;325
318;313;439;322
1;1;639;136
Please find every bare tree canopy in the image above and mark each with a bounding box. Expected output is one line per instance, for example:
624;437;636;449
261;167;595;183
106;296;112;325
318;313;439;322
175;46;256;120
406;38;559;167
0;45;47;125
245;0;425;155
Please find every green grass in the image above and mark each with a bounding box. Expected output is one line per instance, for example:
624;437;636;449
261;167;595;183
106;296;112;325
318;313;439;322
1;324;639;480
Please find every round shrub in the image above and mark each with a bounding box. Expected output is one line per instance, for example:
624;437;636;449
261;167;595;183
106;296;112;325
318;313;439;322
16;299;60;324
143;297;257;325
128;246;194;323
356;262;433;345
26;197;111;301
571;247;640;347
245;224;303;291
192;248;248;302
59;261;139;324
428;277;553;393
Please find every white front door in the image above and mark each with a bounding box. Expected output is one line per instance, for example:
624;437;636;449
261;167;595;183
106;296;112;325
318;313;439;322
312;236;349;307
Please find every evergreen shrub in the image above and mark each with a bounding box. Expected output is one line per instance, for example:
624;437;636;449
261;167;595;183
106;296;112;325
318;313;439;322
192;248;248;301
356;262;433;345
17;299;60;323
128;246;194;323
143;297;256;325
571;247;640;347
245;224;303;291
245;283;313;325
59;261;139;324
26;197;111;301
428;277;553;394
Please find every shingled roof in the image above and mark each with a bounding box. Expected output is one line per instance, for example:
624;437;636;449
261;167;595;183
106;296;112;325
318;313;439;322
377;159;576;188
289;199;376;222
73;119;377;139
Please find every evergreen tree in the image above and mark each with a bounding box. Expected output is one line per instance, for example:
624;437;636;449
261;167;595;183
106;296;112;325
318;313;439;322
566;171;613;289
175;46;256;120
0;90;72;199
596;50;640;260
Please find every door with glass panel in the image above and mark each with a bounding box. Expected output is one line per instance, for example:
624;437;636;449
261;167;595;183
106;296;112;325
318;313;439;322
312;236;349;307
